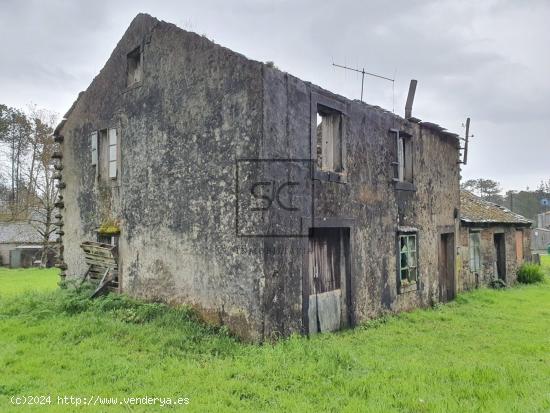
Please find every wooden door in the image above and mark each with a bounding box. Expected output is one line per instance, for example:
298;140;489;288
439;233;456;302
494;234;506;280
308;228;349;334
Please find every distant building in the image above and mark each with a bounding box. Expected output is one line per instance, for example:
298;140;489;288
537;211;550;229
0;221;55;268
532;211;550;251
459;191;532;289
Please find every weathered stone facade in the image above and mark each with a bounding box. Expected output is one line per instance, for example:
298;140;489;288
458;191;532;290
55;14;461;341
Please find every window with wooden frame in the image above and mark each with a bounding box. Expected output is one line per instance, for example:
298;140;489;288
91;131;98;166
399;233;418;284
97;233;119;247
108;128;118;179
316;104;343;173
90;128;119;181
310;92;347;182
391;130;413;184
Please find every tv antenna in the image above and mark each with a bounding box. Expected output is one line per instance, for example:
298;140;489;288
332;62;394;103
460;117;473;165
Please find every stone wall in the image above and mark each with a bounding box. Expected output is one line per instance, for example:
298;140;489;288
60;14;267;341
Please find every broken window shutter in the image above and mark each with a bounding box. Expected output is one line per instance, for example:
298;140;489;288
397;133;404;181
108;128;117;178
91;131;98;166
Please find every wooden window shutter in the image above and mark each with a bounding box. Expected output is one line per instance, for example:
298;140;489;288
91;131;98;166
108;128;117;179
397;133;405;182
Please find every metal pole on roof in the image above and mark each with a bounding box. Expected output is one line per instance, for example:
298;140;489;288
360;69;365;102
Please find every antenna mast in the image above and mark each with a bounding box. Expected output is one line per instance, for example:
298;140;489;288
332;63;394;103
460;117;473;165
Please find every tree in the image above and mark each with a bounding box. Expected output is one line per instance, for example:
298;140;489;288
0;104;60;265
536;180;550;194
0;105;32;219
25;108;59;266
461;178;503;203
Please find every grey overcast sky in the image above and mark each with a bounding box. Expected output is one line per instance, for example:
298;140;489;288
1;0;548;191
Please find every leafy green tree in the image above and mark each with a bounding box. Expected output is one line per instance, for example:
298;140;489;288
0;105;32;218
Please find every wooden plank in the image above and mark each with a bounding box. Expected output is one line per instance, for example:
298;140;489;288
80;240;119;297
79;268;91;286
91;269;113;298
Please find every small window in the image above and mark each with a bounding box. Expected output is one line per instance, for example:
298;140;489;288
393;130;413;183
316;104;343;172
127;47;142;87
108;128;117;179
399;233;418;284
469;232;481;272
97;233;119;247
91;131;98;166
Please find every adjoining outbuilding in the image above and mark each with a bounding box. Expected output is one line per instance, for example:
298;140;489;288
458;190;532;289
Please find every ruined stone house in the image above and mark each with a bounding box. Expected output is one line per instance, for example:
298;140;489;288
53;14;462;341
458;190;532;289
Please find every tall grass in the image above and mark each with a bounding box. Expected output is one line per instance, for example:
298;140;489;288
517;262;545;284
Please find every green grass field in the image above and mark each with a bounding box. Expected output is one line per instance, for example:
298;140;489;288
1;261;549;412
0;268;58;297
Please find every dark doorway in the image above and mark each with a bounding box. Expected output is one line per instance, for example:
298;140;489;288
494;233;506;281
439;233;455;302
307;227;350;334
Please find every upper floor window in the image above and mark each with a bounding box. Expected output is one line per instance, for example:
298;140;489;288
316;104;343;173
127;47;142;87
90;128;118;180
108;128;118;179
391;129;413;185
311;92;347;182
91;131;98;166
397;131;413;183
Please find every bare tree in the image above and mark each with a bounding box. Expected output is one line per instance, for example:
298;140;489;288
25;108;59;265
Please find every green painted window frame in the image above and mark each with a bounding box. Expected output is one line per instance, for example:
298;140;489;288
399;233;418;284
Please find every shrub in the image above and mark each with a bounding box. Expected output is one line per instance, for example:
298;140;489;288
517;263;545;284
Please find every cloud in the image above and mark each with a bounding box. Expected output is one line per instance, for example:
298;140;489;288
0;0;548;190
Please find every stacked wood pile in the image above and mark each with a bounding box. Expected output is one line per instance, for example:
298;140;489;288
80;241;119;297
